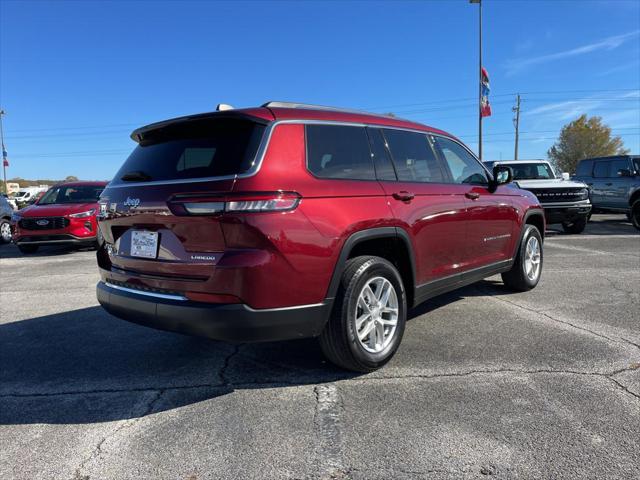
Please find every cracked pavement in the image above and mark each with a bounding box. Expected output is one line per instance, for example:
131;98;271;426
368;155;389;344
1;215;639;479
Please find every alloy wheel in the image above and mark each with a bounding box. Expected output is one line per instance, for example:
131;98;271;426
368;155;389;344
354;276;399;353
524;236;541;281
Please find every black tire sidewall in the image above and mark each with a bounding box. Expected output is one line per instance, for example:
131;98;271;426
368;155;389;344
0;220;10;243
518;225;543;289
342;259;407;368
632;201;640;230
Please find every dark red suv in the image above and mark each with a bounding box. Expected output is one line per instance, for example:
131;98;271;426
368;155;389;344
96;102;544;371
12;181;107;254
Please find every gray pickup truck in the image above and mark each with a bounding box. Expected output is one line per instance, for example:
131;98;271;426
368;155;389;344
485;160;591;234
573;155;640;231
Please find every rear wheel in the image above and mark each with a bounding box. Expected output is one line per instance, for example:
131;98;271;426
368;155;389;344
0;220;11;243
18;244;39;254
631;200;640;231
319;256;407;372
502;225;543;291
562;217;587;234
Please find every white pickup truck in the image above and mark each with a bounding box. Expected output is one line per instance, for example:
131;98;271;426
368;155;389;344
484;160;592;234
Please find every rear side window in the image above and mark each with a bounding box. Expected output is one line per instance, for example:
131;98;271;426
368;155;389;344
111;118;265;185
306;125;375;180
366;128;397;181
382;129;446;183
576;160;593;177
593;161;609;178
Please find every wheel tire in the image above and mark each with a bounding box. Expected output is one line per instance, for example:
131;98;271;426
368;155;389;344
501;225;543;292
631;200;640;231
18;244;39;254
319;255;407;372
0;219;11;244
561;217;587;234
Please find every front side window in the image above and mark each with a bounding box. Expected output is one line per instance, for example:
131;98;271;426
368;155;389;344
382;129;446;183
306;125;375;180
593;161;609;178
610;159;630;177
434;137;488;185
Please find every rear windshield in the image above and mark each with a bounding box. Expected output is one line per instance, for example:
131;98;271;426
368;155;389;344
39;185;103;205
111;118;266;185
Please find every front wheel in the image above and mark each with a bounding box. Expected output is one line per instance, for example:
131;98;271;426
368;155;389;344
562;217;587;234
502;225;543;291
319;256;407;372
631;200;640;231
0;220;11;243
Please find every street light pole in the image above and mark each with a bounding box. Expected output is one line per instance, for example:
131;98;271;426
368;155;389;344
470;0;482;160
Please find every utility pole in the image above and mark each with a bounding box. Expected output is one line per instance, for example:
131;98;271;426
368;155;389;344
512;94;521;160
0;110;6;195
469;0;483;160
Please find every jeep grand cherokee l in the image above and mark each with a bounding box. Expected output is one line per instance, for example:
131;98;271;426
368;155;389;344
96;102;544;372
12;181;107;253
484;160;591;234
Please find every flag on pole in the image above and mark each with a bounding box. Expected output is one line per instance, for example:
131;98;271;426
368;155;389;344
2;149;8;167
480;67;492;117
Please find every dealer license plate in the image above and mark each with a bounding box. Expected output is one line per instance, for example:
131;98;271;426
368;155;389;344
130;230;159;259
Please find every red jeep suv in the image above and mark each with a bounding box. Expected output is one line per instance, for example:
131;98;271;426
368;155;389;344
12;181;107;254
96;102;544;372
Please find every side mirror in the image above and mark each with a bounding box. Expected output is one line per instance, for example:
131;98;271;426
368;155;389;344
489;165;513;193
561;172;570;180
617;169;632;177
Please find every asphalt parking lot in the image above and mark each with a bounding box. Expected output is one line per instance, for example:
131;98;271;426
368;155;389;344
0;214;638;480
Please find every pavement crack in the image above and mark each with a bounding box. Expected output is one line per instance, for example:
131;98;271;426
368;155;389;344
218;344;241;386
484;291;640;352
313;384;346;480
72;389;164;480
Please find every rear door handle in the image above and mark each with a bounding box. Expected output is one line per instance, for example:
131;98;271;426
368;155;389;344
392;191;415;202
605;183;613;186
465;192;480;200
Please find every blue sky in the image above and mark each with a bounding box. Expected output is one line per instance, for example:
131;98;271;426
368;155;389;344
1;0;639;180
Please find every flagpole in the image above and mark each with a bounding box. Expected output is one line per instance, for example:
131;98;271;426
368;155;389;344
478;0;483;161
0;109;6;195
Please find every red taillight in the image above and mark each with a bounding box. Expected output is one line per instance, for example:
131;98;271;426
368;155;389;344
168;192;301;216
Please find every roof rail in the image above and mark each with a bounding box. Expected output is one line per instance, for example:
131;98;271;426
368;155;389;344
262;101;390;117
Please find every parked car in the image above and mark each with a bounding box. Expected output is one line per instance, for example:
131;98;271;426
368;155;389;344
11;186;49;209
11;181;107;253
573;155;640;230
484;160;591;234
96;102;545;372
0;195;14;243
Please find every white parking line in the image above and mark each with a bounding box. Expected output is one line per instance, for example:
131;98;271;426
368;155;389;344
546;234;639;240
545;241;639;257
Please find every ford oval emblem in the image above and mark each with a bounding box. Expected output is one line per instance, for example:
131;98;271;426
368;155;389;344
36;219;49;226
123;197;141;208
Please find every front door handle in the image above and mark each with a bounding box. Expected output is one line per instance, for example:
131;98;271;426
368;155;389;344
392;191;415;202
465;192;480;200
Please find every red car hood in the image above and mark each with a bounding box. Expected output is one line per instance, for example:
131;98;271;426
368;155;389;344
19;203;97;217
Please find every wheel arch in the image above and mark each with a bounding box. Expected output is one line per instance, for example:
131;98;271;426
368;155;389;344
326;227;417;307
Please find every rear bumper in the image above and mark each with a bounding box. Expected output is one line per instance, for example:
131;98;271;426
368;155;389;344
15;234;97;247
96;281;331;343
542;204;592;224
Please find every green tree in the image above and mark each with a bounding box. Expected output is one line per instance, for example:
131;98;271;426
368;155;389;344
64;175;79;182
547;115;628;173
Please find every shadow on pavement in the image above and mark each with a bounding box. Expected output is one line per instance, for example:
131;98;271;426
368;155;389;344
0;243;96;259
546;214;638;237
0;306;356;425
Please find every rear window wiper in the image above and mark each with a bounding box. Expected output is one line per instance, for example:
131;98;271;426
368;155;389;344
120;170;152;182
